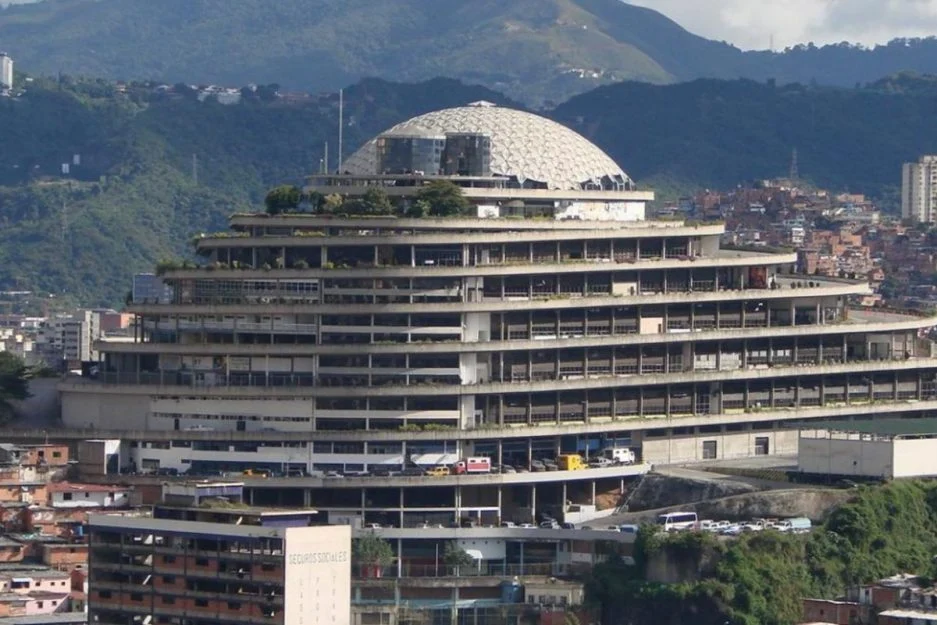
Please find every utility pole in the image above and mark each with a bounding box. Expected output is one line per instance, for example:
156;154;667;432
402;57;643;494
338;88;344;173
61;200;68;243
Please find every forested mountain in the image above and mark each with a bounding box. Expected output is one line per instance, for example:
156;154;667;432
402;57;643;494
6;0;937;104
554;73;937;196
2;73;937;306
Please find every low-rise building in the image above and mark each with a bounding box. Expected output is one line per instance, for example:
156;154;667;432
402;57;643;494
798;419;937;480
47;484;131;509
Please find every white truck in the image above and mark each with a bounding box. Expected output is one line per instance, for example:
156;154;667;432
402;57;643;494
600;447;636;465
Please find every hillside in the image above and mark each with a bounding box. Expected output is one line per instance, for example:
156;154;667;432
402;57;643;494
4;74;937;305
588;481;937;625
6;0;937;104
0;77;514;306
554;74;937;196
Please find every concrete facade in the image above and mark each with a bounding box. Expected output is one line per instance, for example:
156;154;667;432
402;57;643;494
52;109;937;534
799;430;937;479
903;156;937;223
87;516;351;625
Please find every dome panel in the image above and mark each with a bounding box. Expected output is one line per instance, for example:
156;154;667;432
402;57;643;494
343;103;632;191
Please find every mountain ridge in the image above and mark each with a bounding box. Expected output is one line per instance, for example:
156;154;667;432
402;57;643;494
6;0;937;103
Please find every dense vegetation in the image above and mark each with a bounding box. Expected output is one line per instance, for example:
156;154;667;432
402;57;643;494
6;73;937;305
554;73;937;197
0;352;31;423
588;481;937;625
0;76;510;306
7;0;937;103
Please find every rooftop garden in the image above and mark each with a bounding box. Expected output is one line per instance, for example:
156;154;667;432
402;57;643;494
263;180;472;219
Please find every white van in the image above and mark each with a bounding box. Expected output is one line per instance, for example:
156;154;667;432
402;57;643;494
656;511;698;532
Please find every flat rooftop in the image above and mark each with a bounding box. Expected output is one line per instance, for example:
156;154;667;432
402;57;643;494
796;418;937;437
0;615;88;625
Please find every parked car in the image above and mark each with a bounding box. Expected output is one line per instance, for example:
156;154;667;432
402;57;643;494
500;521;517;528
543;460;559;472
704;520;730;533
518;523;536;529
363;523;382;529
580;526;594;530
401;468;424;477
513;465;529;473
561;522;576;530
539;520;560;529
605;525;621;532
618;524;639;534
589;457;614;468
530;460;546;472
500;464;517;474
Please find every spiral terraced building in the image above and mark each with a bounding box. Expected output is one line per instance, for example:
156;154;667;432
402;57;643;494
60;104;937;528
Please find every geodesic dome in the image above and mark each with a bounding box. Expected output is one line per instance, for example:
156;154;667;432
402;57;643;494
343;102;633;191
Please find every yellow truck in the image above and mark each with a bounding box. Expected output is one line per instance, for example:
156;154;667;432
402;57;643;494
425;466;451;477
557;454;586;471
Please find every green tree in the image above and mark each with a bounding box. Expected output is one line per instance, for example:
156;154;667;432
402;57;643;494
0;353;31;423
357;187;394;215
404;199;431;218
302;190;324;213
322;193;345;214
264;185;302;215
352;531;394;577
443;541;476;574
414;181;471;217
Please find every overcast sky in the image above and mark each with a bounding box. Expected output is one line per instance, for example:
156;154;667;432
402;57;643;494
630;0;937;50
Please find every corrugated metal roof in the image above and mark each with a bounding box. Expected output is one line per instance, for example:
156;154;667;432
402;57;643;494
879;609;937;621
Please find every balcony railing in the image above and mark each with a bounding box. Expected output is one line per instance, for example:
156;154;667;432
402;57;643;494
353;561;562;579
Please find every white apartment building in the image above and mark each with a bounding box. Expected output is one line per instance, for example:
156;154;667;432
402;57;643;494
902;155;937;223
0;53;11;90
37;311;101;368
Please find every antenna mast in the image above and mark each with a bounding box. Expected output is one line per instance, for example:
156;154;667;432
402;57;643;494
338;88;344;173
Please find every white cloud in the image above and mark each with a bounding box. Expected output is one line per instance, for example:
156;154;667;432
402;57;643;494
629;0;937;50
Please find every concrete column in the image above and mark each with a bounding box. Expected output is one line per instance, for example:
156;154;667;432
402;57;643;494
591;480;596;505
303;489;311;508
399;488;405;528
397;539;403;578
497;486;503;521
455;487;462;519
531;485;537;523
450;588;459;625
